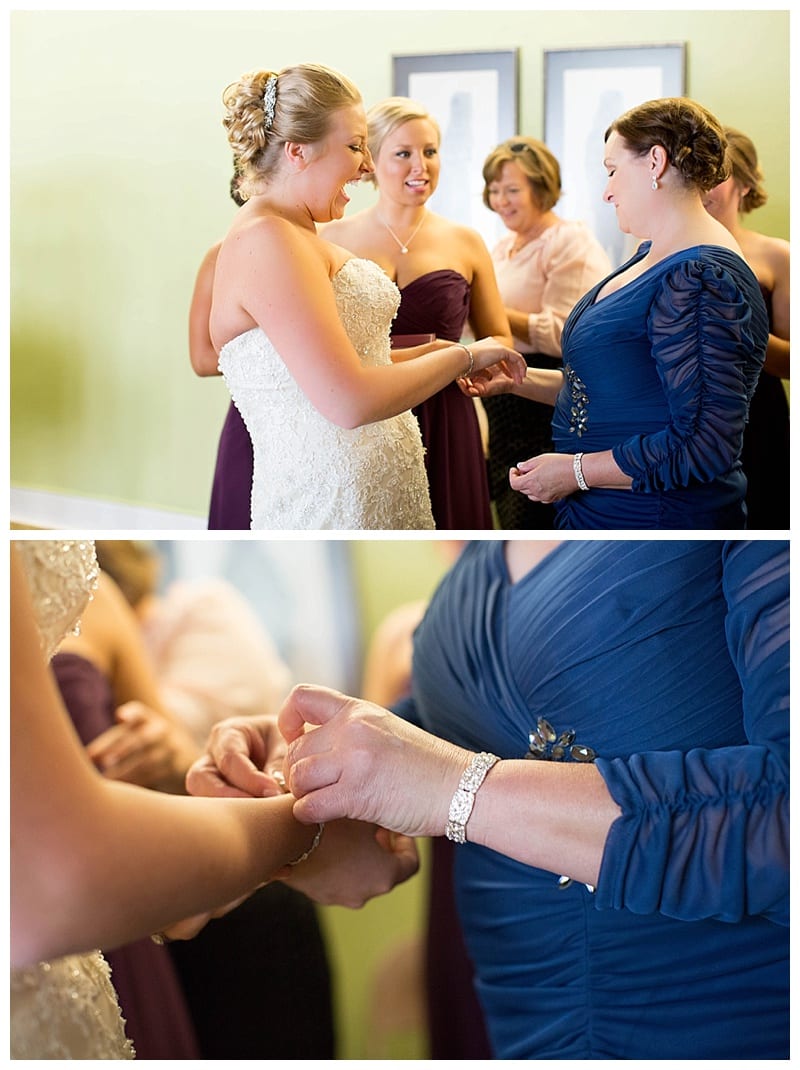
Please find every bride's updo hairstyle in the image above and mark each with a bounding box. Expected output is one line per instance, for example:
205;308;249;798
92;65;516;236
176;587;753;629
222;63;362;200
605;97;730;193
363;96;441;187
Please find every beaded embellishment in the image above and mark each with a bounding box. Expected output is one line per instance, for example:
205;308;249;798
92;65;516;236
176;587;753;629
564;363;590;437
525;716;596;763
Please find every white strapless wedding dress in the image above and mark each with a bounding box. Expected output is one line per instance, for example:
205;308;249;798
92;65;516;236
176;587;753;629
218;257;435;530
11;541;135;1059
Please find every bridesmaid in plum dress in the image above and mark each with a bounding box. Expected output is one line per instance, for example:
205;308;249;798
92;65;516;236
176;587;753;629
702;127;789;530
189;169;254;530
323;96;514;530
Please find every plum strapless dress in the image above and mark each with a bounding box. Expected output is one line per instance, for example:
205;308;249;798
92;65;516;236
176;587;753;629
393;269;493;530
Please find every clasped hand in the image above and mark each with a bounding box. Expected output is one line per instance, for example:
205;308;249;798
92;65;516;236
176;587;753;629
278;685;471;835
461;338;527;388
510;453;578;503
183;703;427;915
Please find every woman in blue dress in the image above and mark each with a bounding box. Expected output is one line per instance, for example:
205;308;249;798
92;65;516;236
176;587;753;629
274;539;788;1059
465;98;769;529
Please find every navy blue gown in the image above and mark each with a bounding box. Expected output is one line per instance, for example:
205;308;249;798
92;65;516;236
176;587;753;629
399;540;788;1059
552;245;769;529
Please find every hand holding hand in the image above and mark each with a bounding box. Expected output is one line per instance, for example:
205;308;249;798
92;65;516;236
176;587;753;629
510;453;580;504
281;819;419;908
185;714;287;799
87;701;197;790
459;359;520;399
464;337;526;386
278;684;471;837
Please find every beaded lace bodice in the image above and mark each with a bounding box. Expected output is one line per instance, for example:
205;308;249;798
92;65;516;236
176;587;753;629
218;257;435;530
11;540;135;1060
16;540;99;659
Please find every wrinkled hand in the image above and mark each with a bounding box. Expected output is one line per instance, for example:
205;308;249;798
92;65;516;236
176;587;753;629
87;701;192;789
510;453;578;504
185;714;286;799
282;819;419;909
278;684;470;837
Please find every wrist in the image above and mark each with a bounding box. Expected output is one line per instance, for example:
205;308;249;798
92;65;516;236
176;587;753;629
271;768;325;867
288;821;325;866
455;342;474;378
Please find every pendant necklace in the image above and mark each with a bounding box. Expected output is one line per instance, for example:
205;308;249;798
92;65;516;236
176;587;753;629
381;214;426;254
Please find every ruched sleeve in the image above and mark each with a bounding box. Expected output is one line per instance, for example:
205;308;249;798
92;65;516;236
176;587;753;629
612;256;767;491
595;540;789;925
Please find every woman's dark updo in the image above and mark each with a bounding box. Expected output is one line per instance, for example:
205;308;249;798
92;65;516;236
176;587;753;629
222;64;361;200
605;97;730;193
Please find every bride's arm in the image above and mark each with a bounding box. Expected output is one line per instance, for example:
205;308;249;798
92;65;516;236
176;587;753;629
218;219;524;428
10;547;316;968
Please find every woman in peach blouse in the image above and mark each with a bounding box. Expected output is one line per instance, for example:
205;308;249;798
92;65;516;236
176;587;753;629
482;138;611;528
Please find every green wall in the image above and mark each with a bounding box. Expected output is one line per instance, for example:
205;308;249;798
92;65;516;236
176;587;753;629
323;539;454;1059
10;9;790;519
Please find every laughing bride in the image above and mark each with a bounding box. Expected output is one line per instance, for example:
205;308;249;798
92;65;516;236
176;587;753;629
207;64;523;530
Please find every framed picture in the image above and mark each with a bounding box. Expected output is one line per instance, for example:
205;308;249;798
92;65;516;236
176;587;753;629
393;49;518;248
544;44;686;266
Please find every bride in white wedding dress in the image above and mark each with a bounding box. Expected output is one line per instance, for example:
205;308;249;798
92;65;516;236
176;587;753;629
11;540;419;1058
210;64;523;529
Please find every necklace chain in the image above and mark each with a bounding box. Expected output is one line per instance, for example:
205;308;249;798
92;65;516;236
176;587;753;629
381;214;426;254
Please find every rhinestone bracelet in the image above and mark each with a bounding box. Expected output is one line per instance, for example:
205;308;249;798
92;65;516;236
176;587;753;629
573;452;589;491
445;752;500;844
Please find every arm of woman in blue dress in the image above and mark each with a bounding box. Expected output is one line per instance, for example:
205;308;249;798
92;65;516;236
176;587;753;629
212;217;524;427
612;258;768;492
10;548;417;967
463;364;633;501
277;541;788;924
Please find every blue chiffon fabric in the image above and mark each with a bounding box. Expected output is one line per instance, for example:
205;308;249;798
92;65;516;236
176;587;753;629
551;245;769;529
397;540;788;1059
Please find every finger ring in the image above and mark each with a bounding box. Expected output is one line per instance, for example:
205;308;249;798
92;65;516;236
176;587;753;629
150;932;170;946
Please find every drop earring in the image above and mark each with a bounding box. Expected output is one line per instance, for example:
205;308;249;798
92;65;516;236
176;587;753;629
651;176;659;191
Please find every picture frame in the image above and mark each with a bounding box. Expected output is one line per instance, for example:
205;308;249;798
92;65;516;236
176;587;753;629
544;44;686;266
393;49;519;248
